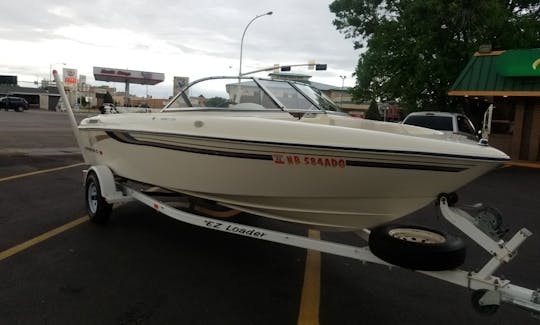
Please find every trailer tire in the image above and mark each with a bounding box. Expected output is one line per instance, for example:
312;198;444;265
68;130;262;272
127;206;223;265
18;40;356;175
85;172;112;224
368;224;466;271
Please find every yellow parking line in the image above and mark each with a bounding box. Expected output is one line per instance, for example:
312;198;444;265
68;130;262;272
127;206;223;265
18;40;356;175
297;229;321;325
0;216;89;261
0;162;85;183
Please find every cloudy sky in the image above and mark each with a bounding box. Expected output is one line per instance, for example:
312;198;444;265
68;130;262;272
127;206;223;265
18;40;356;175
0;0;359;98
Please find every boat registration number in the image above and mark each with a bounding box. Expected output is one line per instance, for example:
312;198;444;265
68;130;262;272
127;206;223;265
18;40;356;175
272;154;346;168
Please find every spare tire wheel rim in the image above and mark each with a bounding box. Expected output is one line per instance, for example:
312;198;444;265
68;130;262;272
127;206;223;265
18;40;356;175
87;182;98;214
388;228;446;244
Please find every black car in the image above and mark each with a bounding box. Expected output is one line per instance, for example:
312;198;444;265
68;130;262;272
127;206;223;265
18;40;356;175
0;96;29;112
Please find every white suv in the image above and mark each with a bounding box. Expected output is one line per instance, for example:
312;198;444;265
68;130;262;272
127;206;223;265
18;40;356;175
402;111;478;141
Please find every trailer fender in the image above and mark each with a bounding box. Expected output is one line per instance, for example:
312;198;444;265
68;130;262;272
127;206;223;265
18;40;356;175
84;166;130;203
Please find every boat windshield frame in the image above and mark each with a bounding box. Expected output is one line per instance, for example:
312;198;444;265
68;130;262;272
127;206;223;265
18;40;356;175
162;76;343;114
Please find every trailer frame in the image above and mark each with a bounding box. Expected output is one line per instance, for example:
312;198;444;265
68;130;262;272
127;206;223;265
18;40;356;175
83;165;540;318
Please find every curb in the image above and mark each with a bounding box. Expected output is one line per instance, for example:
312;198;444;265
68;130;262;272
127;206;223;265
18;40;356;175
505;161;540;169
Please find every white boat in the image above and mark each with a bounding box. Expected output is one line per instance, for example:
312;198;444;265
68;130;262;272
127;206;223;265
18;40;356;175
62;75;509;230
52;71;540;318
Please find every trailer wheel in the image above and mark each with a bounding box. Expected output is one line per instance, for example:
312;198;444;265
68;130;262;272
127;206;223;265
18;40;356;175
85;172;112;224
368;224;466;271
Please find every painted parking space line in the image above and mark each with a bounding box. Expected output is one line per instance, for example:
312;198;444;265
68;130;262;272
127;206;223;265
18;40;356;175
0;216;89;262
0;162;85;183
297;229;321;325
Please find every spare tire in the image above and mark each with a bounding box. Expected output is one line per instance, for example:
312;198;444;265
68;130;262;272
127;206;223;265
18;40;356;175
368;224;466;271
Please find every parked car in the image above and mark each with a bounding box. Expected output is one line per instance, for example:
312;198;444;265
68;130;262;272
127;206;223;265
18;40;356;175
402;111;479;141
0;96;29;112
99;103;118;114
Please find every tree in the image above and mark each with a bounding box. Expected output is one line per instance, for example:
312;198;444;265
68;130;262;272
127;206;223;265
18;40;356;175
206;96;228;107
330;0;540;113
103;91;114;104
365;99;382;120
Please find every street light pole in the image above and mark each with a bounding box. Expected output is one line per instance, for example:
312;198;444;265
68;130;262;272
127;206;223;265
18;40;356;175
339;75;347;105
239;11;273;77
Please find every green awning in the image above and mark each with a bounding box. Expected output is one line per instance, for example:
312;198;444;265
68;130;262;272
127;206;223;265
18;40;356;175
449;49;540;97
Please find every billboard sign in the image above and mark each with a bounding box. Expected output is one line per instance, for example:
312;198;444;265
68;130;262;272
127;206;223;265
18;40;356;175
173;76;189;95
496;49;540;77
93;67;164;85
0;75;17;85
63;68;78;89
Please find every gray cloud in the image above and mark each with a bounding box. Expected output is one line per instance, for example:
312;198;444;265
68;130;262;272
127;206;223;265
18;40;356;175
1;0;359;95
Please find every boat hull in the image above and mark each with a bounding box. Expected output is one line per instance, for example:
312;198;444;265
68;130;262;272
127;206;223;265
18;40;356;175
78;123;506;230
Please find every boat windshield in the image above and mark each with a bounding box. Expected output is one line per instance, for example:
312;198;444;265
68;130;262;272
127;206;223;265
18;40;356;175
164;77;341;112
293;83;342;112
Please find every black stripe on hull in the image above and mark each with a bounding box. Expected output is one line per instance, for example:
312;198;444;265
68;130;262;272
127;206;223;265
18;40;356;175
103;131;472;173
345;160;466;172
106;130;272;161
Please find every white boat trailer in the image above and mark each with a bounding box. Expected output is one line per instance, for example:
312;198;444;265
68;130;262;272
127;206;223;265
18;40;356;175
85;165;540;319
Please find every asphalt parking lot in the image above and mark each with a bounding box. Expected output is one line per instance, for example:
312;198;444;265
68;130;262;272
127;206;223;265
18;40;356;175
1;109;539;324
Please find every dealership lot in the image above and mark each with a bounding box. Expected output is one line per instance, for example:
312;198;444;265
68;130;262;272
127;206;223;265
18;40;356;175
1;110;539;324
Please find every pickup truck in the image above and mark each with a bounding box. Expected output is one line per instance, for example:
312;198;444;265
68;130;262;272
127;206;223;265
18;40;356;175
0;96;29;112
402;111;479;141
